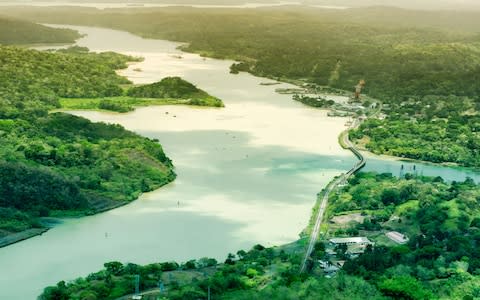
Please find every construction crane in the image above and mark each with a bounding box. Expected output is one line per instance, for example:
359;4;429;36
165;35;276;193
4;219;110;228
354;79;366;101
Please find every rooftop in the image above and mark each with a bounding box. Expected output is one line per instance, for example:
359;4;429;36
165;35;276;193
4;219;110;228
386;231;409;244
329;237;372;244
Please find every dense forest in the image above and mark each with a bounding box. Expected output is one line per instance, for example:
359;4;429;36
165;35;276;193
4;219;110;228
327;172;480;299
0;16;79;45
0;43;176;241
350;95;480;167
0;18;224;242
127;76;224;107
0;45;137;118
292;94;335;108
2;6;480;166
3;7;480;102
40;172;480;299
60;76;224;112
40;244;385;300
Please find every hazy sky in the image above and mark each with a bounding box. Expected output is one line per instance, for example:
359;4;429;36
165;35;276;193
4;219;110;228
1;0;480;10
307;0;480;10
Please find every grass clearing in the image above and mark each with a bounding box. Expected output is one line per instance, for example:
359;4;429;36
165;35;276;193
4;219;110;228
394;200;420;216
59;95;223;113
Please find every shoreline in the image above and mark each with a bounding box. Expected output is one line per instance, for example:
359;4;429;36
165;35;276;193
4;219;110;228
0;228;50;248
359;148;480;173
0;179;174;249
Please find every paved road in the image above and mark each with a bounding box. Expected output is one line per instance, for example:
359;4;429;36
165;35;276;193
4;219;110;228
116;288;162;300
300;119;365;273
299;175;345;272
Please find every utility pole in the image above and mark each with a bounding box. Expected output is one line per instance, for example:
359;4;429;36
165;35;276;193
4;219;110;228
354;80;366;101
135;274;140;295
159;280;164;293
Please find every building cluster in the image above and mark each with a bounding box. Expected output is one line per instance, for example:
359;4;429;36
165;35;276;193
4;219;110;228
318;231;409;277
318;236;374;277
329;237;374;257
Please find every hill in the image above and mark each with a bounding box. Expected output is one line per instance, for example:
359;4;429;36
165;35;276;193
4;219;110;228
0;16;80;45
127;77;224;107
16;6;476;167
0;45;176;245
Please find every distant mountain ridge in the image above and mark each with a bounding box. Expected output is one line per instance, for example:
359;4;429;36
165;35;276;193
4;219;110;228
0;16;79;45
306;0;480;11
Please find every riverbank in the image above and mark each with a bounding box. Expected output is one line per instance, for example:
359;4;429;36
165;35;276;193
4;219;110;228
287;86;479;174
0;177;176;249
0;47;227;248
57;95;224;112
359;149;479;171
0;228;49;248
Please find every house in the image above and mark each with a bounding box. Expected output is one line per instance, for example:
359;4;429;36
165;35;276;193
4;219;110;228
326;248;337;256
318;259;340;277
318;260;330;269
386;231;409;244
345;244;370;258
346;244;369;254
358;114;368;121
325;264;339;274
333;260;346;268
329;237;373;246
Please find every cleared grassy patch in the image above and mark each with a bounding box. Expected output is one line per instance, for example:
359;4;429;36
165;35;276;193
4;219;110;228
440;200;461;218
59;95;223;113
394;200;420;216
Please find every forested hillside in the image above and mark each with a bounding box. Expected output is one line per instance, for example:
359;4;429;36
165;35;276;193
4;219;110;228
19;6;472;167
0;46;134;117
0;45;176;243
328;172;480;299
3;7;480;102
40;244;386;300
0;16;79;44
127;77;224;107
40;172;480;300
350;95;480;167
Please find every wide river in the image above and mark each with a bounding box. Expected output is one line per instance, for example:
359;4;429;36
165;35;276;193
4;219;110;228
0;25;479;299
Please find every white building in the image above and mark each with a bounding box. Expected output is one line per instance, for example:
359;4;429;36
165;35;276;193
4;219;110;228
329;237;373;246
386;231;409;244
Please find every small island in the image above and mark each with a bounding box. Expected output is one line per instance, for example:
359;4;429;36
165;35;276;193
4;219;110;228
60;76;224;113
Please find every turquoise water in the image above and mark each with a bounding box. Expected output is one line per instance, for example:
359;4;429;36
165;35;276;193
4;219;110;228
364;156;480;183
